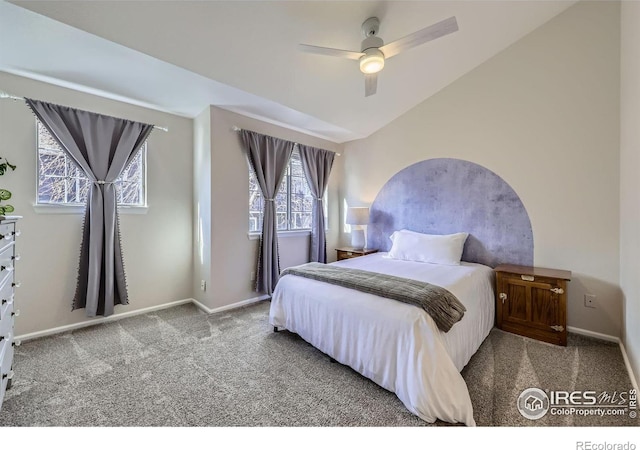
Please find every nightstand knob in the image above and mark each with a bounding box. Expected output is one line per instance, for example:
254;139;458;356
550;288;564;295
499;293;507;304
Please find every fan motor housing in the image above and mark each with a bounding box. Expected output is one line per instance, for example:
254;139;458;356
361;36;384;52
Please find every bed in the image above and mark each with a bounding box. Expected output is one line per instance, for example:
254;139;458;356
269;158;534;426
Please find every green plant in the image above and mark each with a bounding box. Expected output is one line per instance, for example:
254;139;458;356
0;157;16;215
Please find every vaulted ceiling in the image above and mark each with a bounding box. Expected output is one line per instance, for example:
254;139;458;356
2;1;577;142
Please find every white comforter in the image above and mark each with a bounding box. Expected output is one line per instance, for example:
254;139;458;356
269;253;495;426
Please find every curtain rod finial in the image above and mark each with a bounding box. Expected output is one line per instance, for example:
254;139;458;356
0;91;23;101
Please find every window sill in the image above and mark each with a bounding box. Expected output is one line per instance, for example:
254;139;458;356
248;230;311;240
33;203;149;215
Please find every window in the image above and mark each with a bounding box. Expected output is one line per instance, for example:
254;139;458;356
249;149;325;233
36;120;146;206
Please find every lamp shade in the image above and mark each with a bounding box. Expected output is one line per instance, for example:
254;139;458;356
346;207;370;225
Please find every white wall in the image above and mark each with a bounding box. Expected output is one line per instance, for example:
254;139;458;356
620;1;640;382
0;72;193;335
193;106;343;310
341;1;621;336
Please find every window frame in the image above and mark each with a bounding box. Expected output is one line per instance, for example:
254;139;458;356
34;119;148;212
248;149;328;236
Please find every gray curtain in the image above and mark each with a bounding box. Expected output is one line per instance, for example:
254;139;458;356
240;130;294;295
298;145;335;263
26;99;154;317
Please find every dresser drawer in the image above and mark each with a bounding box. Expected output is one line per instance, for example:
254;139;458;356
0;222;14;237
0;298;13;339
0;277;14;323
0;242;15;265
0;223;15;249
0;244;15;288
0;334;15;411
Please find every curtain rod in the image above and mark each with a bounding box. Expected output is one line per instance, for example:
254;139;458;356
232;126;341;156
0;91;169;132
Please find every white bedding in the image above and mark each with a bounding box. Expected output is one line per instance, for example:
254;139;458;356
269;252;495;426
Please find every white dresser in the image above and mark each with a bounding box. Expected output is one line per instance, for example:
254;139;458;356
0;216;20;412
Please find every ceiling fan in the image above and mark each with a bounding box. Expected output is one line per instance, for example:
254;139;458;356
300;16;459;97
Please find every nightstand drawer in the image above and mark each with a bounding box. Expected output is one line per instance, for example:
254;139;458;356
337;250;358;260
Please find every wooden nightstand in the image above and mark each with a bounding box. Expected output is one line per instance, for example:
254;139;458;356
336;247;378;261
495;264;571;346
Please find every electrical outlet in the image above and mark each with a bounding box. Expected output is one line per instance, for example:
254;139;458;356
584;294;596;309
200;280;206;291
250;271;255;281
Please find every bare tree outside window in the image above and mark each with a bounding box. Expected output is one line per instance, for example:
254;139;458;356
249;149;324;233
36;120;146;206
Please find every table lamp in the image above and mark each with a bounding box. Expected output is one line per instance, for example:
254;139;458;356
346;207;370;249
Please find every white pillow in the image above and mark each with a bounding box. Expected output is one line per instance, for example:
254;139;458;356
388;229;469;265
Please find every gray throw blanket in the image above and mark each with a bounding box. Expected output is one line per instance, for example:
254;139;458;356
280;263;466;332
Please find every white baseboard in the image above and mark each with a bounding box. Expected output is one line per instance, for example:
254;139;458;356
567;326;619;343
619;341;639;391
15;295;271;342
568;326;638;390
191;294;269;314
15;298;194;342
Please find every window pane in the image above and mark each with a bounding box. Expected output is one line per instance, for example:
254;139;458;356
122;152;143;181
276;212;288;230
37;122;61;150
291;212;312;230
290;176;310;195
249;168;264;233
275;191;287;214
290;153;305;178
65;158;80;178
290;193;306;212
118;181;141;205
39;151;66;176
67;178;89;204
38;176;67;203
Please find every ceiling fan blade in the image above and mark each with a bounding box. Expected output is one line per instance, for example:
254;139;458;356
365;73;378;97
380;16;458;59
299;44;364;61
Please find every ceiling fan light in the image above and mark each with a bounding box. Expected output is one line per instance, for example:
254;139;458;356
359;49;385;74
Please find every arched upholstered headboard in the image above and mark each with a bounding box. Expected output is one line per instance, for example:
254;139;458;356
367;158;533;268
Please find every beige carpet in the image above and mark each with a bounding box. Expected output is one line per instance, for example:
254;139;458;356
0;301;636;426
